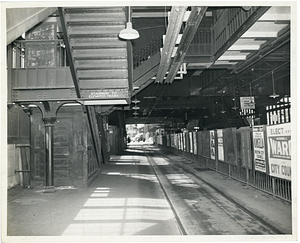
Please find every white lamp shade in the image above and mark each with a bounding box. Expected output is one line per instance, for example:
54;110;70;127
269;93;280;98
119;22;140;40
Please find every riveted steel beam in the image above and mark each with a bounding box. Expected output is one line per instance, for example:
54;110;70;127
165;6;208;84
155;6;187;83
58;7;81;98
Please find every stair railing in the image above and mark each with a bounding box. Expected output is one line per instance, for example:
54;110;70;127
133;36;163;69
12;40;67;68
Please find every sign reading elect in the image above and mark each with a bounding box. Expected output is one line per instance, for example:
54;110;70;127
267;123;291;181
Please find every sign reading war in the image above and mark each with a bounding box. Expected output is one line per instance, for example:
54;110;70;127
267;123;291;181
269;136;291;160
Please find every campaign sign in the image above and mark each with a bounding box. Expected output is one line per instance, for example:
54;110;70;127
189;132;194;154
267;123;291;181
253;126;266;173
217;129;224;161
193;132;197;155
183;133;186;151
170;134;175;147
178;134;182;150
210;130;215;160
174;134;178;149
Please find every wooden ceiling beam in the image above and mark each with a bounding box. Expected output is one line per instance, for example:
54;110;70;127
213;7;270;65
155;6;187;83
165;6;208;84
231;29;290;75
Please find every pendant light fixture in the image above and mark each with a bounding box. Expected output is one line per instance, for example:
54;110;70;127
212;99;216;116
232;91;238;110
203;100;208;118
132;96;140;117
249;83;255;105
220;91;226;114
269;70;279;98
119;6;140;40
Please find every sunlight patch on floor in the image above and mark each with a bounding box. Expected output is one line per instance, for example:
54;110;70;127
62;222;157;236
166;173;201;188
152;157;170;165
126;198;170;207
62;184;174;236
83;198;126;207
107;172;121;175
124;173;159;183
90;187;111;197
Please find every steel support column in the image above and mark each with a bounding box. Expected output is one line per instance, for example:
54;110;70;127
34;101;67;192
43;116;56;192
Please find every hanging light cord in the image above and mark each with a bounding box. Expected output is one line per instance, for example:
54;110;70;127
271;70;276;93
233;61;289;94
144;85;168;124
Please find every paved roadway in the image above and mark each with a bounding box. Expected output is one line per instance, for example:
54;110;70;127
6;143;290;240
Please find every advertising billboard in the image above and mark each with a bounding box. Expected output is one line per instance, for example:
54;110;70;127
267;123;291;180
189;132;193;153
193;132;197;155
253;126;267;173
217;129;224;161
210;130;215;160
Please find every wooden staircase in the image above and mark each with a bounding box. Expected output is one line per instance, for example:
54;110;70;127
62;7;131;102
60;7;131;164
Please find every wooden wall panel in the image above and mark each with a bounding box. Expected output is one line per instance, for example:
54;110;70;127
30;105;97;188
7;106;30;144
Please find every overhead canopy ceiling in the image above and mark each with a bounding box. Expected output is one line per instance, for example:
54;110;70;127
5;4;291;129
121;5;291;128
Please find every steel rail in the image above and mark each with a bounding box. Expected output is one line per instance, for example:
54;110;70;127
146;144;284;235
144;146;188;235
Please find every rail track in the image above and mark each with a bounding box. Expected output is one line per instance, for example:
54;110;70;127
142;144;282;235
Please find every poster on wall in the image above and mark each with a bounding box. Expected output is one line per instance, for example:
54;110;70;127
174;133;179;149
253;126;267;173
210;130;215;160
189;132;193;153
158;135;162;145
267;123;291;181
179;133;183;150
217;129;224;161
170;134;174;147
240;129;252;168
193;132;197;155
